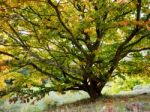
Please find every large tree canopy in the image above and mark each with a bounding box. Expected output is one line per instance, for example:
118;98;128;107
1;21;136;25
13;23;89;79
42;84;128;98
0;0;150;100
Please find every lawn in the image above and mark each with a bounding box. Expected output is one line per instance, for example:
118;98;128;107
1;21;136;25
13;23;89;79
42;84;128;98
46;94;150;112
0;92;150;112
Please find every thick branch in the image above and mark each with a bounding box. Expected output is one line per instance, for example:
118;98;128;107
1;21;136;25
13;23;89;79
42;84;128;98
109;10;132;22
8;23;28;48
45;48;83;82
28;62;60;81
17;12;40;27
47;0;87;56
136;0;141;21
0;51;19;60
107;27;140;77
92;27;103;51
113;28;140;63
124;33;150;49
0;50;60;81
127;47;150;53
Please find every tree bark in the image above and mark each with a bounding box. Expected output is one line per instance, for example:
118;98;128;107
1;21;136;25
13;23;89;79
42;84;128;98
85;78;106;99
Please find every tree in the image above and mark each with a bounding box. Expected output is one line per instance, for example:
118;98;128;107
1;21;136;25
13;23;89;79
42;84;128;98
0;0;150;99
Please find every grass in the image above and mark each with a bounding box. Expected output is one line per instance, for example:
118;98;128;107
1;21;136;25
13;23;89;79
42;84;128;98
44;94;150;112
1;87;150;112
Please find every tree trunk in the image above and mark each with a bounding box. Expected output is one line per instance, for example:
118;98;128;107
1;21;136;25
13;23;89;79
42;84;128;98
87;79;106;99
88;87;102;99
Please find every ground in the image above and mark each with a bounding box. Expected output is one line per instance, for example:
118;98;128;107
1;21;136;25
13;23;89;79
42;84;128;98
46;94;150;112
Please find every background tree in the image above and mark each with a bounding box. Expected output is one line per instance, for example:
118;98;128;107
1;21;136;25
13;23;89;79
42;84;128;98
0;0;150;99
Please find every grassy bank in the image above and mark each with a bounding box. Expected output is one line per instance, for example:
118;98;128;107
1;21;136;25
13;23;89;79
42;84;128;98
46;94;150;112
